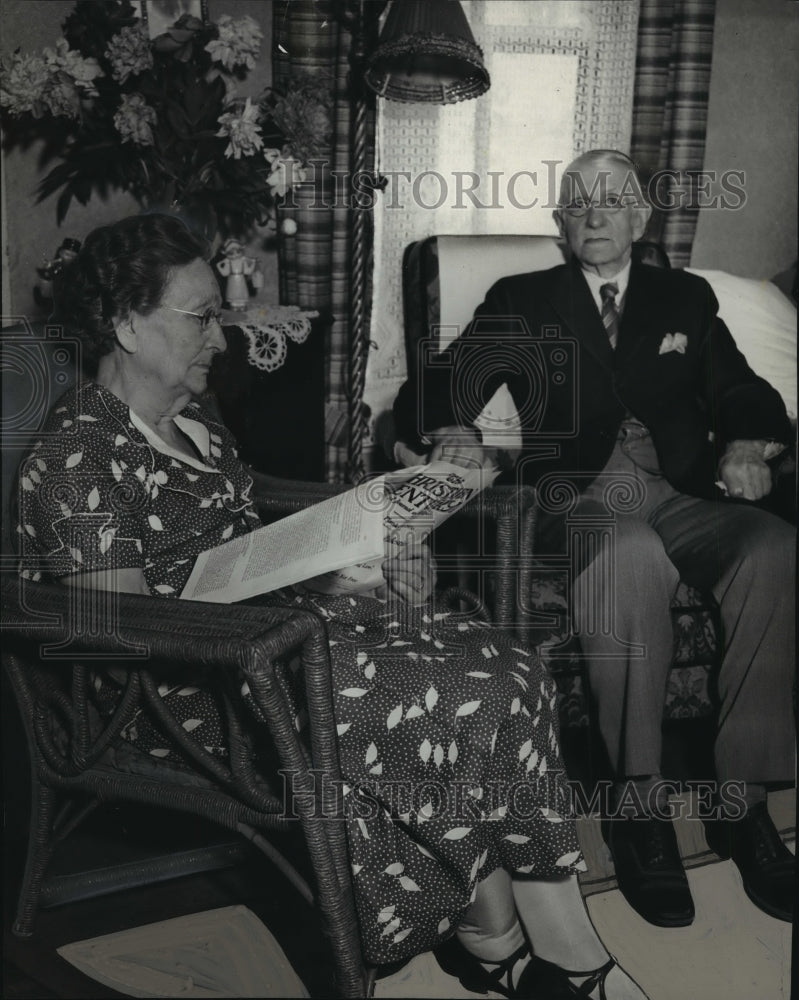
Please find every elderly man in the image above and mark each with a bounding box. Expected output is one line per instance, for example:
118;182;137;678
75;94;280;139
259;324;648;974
394;149;795;928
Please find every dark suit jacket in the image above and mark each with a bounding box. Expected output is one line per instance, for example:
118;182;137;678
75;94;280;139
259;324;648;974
394;259;792;499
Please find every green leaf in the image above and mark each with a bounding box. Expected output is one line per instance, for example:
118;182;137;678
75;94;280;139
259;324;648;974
55;186;74;224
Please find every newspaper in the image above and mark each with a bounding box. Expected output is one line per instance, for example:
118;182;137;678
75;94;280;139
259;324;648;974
180;461;493;603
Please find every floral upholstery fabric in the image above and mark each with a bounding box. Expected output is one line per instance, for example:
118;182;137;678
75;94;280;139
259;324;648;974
527;568;718;729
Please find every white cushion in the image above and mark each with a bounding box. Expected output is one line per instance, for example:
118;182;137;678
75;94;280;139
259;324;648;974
436;236;565;450
686;268;797;419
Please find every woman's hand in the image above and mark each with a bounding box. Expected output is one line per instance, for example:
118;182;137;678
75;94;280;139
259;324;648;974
377;536;436;605
428;425;490;470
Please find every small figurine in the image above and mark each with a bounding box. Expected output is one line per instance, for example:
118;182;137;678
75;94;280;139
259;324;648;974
36;238;81;307
216;238;256;310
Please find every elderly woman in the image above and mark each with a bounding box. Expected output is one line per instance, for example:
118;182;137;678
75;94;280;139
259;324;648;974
18;214;647;1000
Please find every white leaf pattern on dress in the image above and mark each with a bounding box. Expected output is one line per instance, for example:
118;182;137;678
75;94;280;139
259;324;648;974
399;876;420;891
455;700;481;717
418;800;435;822
424;686;438;712
442;827;472;840
377;905;396;922
365;742;379;765
387;703;403;729
383;862;404;876
65;451;83;468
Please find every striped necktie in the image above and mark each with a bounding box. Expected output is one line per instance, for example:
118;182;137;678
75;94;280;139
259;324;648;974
600;282;620;349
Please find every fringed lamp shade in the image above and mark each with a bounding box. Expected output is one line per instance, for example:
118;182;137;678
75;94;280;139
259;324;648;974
364;0;490;104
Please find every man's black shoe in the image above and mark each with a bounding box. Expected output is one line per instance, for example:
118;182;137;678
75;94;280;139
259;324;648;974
705;802;795;922
606;815;695;927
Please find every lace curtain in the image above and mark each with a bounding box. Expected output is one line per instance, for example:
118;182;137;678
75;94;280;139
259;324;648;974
364;1;641;467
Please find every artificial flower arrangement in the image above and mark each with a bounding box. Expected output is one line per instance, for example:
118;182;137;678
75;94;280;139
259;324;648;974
0;0;332;239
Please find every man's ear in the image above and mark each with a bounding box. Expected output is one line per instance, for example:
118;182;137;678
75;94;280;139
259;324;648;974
114;314;138;354
631;203;653;242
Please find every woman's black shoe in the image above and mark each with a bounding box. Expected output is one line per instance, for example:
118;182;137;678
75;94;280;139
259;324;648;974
435;935;530;998
516;953;646;999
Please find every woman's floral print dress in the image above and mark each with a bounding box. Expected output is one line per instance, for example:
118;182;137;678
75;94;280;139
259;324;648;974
19;380;585;964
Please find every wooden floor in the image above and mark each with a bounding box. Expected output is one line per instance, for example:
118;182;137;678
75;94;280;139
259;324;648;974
4;794;794;999
3;695;795;999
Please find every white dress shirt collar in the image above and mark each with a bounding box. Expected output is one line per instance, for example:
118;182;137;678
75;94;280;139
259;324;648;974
581;260;632;314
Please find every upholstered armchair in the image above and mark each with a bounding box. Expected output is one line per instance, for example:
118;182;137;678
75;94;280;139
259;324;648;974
394;235;723;732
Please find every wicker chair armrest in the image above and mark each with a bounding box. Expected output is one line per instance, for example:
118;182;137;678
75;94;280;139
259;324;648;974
460;483;538;521
248;469;347;521
1;578;323;675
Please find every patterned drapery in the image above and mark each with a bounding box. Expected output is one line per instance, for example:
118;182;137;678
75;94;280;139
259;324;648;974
631;0;717;267
273;1;378;482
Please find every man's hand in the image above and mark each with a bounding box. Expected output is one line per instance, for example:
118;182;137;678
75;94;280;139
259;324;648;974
427;425;491;470
718;440;773;500
377;536;436;605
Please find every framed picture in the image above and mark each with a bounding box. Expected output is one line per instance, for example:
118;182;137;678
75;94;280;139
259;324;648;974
132;0;209;39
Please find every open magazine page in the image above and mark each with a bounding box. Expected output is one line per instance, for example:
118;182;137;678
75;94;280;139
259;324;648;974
301;460;497;596
181;481;386;603
180;461;495;603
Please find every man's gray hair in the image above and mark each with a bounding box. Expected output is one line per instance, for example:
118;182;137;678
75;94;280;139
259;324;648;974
558;149;647;207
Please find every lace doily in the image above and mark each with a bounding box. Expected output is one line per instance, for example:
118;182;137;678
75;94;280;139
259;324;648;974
230;304;319;373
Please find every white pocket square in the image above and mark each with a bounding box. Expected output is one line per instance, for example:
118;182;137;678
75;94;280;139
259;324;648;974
659;332;688;355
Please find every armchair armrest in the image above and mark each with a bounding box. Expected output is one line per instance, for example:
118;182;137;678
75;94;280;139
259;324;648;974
1;578;338;806
248;468;346;522
2;577;316;669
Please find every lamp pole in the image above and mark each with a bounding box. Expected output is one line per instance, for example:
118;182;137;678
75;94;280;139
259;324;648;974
344;1;382;482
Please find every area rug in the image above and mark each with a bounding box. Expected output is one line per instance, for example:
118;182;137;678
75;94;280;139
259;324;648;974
57;904;309;998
